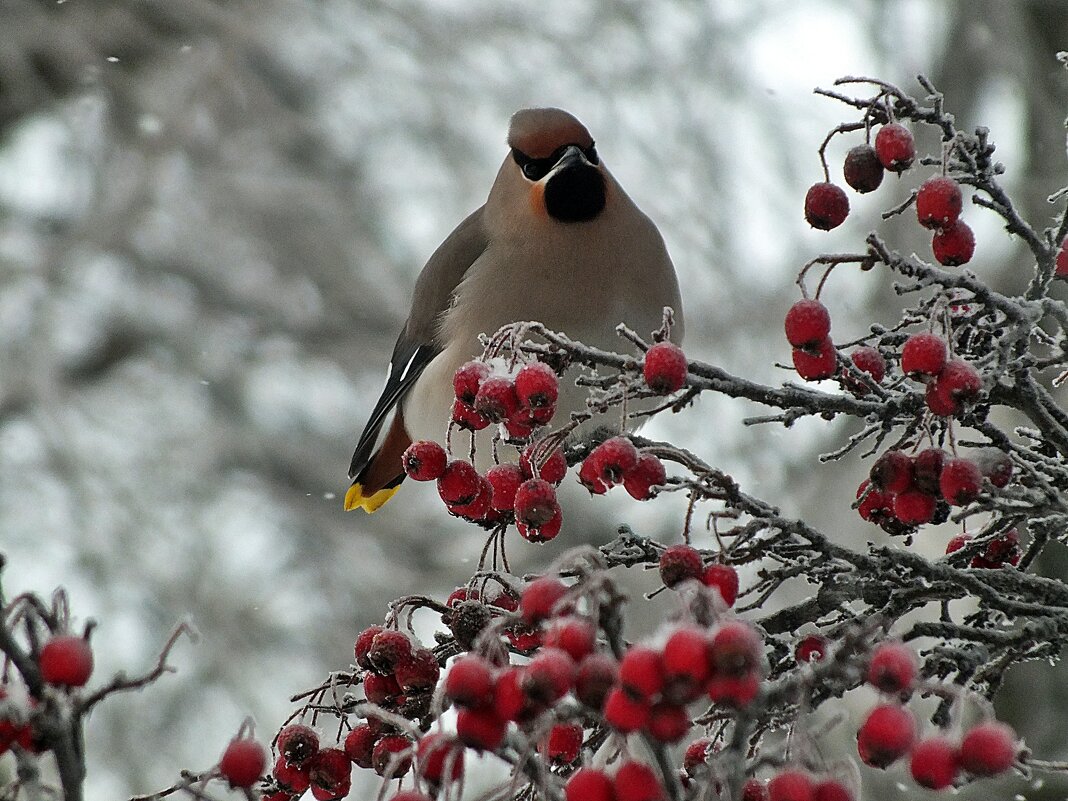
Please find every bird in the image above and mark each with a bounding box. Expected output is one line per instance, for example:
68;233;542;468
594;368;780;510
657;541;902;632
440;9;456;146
345;107;683;513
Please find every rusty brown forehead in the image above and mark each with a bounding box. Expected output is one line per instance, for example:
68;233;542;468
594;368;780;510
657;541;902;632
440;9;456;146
507;108;594;159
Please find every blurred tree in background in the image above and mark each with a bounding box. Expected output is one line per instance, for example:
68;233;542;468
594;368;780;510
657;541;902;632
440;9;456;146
0;0;1064;797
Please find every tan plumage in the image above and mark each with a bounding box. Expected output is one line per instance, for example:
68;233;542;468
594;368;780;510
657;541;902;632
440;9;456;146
346;108;683;512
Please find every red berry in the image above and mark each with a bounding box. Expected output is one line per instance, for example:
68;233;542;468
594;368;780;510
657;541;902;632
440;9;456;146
520;576;569;624
683;737;713;776
784;299;831;348
437;460;481;506
931;359;981;411
451;398;490;431
946;533;972;556
643;341;688;394
812;778;853;801
456;707;507;751
578;455;609;494
219;738;267;789
522;647;575;704
614;760;664;801
844;346;885;395
910;736;960;789
391;793;434;801
709;621;763;678
354;625;384;670
544;617;597;662
39;635;94;688
843;144;884;193
307;748;352;801
659;544;704;588
702;563;740;607
517;505;563;543
857;704;916;768
454;361;490;405
619;645;665;698
493;667;534;723
514;478;559;528
663;626;711;686
768;769;815;801
916;176;963;229
874;123;915;172
901;333;947;377
972;529;1021;569
445;656;494;709
515;362;559;413
867;641;917;694
566;768;616;801
273;755;311;793
795;634;829;663
974;448;1013;488
591;437;639;485
416;733;464;785
912;447;946;494
520;442;568;484
485;463;523;511
372;734;412;777
368;629;413;674
856;479;893;523
804;182;849;230
869;450;913;494
474;376;520;423
575;653;618;710
742;778;770;801
363;672;401;705
706;672;761;707
395;647;439;693
343;725;375;769
603;686;650;733
892;489;937;526
401;440;447;481
1056;240;1068;278
623;452;667;500
544;723;583;763
792;337;837;380
932;219;975;266
959;721;1016;776
277;724;319;767
940;457;983;505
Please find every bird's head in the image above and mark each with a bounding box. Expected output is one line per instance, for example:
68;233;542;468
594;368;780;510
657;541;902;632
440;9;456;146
502;108;607;224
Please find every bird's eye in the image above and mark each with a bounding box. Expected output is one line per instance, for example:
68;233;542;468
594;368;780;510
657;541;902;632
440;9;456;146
523;161;548;181
584;145;599;165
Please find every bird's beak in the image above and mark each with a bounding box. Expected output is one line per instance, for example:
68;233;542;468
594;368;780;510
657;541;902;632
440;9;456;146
551;145;589;173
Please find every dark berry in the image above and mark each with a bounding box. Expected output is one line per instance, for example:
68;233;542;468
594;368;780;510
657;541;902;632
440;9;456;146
843;144;884;193
870;450;913;494
474;376;520;424
844;346;885;395
804;182;850;230
277;724;319;767
659;544;704;588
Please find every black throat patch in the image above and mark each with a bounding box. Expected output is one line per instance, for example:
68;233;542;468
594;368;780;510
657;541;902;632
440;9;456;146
544;165;607;223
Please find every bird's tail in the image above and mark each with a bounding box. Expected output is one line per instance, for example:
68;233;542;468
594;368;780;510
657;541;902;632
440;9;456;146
344;411;411;513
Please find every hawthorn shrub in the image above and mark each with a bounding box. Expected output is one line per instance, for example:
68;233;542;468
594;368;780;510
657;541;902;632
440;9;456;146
3;75;1068;801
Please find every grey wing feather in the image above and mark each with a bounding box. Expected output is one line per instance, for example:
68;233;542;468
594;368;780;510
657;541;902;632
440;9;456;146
348;207;488;479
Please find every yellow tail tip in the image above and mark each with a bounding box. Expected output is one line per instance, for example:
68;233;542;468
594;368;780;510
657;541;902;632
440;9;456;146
344;482;400;513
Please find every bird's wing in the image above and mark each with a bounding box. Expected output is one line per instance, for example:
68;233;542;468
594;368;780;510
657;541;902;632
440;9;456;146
348;206;488;479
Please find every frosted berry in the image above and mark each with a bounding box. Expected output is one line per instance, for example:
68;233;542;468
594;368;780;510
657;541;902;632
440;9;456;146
614;760;664;801
916;176;963;229
453;361;490;406
590;437;639;485
544;617;597;662
910;736;960;790
812;779;853;801
930;359;981;412
795;634;828;663
604;686;650;732
619;645;664;698
624;452;667;500
544;723;583;763
742;778;770;801
867;641;917;694
566;768;615;801
702;563;740;607
515;362;559;414
663;626;711;687
975;448;1013;488
39;635;94;687
643;341;688;393
843;144;884;193
474;376;520;424
402;440;447;481
901;333;947;377
522;647;576;704
520;576;569;624
1057;239;1068;278
874;123;915;172
486;464;524;511
517;505;562;543
659;544;704;588
792;337;837;380
372;734;412;777
354;625;384;670
343;725;375;769
784;299;831;348
912;447;945;494
307;748;351;801
579;454;609;494
945;533;972;556
445;656;495;709
456;707;507;751
857;704;915;768
437;460;481;506
446;473;492;520
767;769;815;801
277;724;319;766
940;457;983;505
647;702;691;743
514;478;559;528
845;346;885;395
683;737;713;776
451;398;489;431
804;182;849;230
395;647;439;693
363;672;401;704
492;667;533;723
520;442;567;484
219;738;267;789
416;733;464;785
368;629;413;674
972;528;1021;569
856;480;892;523
869;450;913;494
892;489;937;526
932;219;975;266
273;755;311;793
959;721;1017;776
575;652;619;710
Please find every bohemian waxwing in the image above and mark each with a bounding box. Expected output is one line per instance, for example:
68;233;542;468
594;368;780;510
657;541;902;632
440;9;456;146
345;107;683;512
